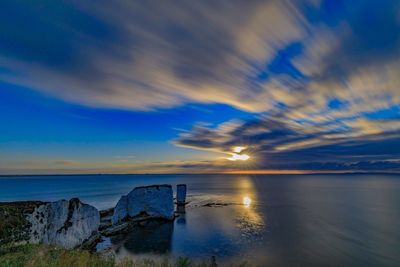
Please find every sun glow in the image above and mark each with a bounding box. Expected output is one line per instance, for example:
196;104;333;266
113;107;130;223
227;153;250;161
227;146;250;161
233;146;246;153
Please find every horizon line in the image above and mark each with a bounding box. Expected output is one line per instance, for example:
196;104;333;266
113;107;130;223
1;170;400;177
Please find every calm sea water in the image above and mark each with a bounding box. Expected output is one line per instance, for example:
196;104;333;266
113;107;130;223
1;174;399;266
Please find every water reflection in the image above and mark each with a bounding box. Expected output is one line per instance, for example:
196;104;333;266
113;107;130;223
2;174;400;265
176;204;186;214
243;196;252;207
112;220;174;254
177;215;186;225
99;174;400;266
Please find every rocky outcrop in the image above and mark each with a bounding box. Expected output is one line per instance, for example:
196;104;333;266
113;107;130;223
0;198;99;249
2;184;178;249
27;198;100;249
176;184;187;204
111;185;174;224
99;208;113;231
111;195;128;225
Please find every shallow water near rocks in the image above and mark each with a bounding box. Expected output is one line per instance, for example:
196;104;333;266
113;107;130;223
1;174;400;266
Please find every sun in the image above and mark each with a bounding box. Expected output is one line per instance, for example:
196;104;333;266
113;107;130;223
227;146;250;161
227;153;250;161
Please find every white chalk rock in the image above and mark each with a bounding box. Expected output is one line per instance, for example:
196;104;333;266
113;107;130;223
27;198;100;249
111;195;128;224
112;185;174;224
127;185;174;219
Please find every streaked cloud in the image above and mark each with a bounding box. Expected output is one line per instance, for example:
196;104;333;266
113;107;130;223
1;1;399;114
1;0;399;172
173;113;400;171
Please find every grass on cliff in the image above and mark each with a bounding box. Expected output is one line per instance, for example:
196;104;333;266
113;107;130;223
0;202;43;243
0;244;245;267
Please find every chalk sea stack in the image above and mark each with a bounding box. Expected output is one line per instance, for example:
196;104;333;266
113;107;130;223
112;184;174;224
176;184;187;204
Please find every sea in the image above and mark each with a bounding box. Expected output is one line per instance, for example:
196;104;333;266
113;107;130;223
1;174;399;267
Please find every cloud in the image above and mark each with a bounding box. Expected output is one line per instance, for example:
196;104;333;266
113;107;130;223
0;159;231;175
1;0;400;172
0;0;305;112
1;1;399;114
173;113;400;171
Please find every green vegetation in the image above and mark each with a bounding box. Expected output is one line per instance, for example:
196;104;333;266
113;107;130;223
0;244;114;267
0;244;249;267
0;202;42;244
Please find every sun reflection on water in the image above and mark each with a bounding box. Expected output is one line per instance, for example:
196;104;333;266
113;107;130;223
243;196;252;207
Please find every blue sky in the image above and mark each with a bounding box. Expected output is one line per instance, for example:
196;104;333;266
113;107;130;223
0;0;400;174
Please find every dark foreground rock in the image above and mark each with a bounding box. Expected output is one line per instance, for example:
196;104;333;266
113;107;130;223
101;215;162;237
99;208;114;231
1;198;100;249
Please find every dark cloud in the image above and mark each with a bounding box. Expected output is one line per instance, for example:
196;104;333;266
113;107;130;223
0;1;120;76
307;0;400;83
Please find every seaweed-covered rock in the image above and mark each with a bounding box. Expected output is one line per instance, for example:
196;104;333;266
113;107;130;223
111;185;174;224
99;208;114;231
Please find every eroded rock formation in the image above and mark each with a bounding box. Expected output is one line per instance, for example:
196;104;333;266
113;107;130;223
0;198;99;249
112;185;174;224
27;198;100;249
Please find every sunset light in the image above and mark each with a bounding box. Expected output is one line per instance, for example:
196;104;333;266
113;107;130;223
233;146;246;153
1;1;399;266
227;153;250;161
243;196;252;207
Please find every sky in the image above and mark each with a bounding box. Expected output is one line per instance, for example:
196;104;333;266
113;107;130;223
0;0;400;174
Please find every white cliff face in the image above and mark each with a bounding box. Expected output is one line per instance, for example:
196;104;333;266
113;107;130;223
112;185;174;224
111;195;128;224
27;198;100;249
127;185;174;219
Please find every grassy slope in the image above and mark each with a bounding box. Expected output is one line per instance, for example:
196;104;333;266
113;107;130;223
0;244;243;267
